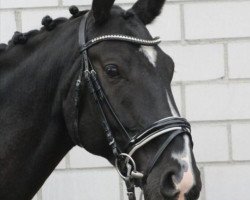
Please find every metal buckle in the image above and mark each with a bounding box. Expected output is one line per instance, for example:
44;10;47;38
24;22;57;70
115;153;144;181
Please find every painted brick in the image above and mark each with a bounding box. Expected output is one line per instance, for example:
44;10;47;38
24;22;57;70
147;4;181;41
55;158;66;169
231;123;250;161
161;44;224;82
185;82;250;121
116;0;135;3
191;124;229;162
63;0;135;6
42;169;120;200
69;146;111;168
185;2;250;39
0;0;58;8
0;11;16;44
21;9;70;32
62;0;92;6
204;165;250;200
228;42;250;79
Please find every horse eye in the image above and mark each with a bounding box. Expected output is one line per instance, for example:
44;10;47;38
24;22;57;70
105;64;120;78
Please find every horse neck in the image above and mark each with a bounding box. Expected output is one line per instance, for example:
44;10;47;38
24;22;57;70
0;19;81;199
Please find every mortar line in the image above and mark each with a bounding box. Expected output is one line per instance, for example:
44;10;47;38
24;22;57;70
58;0;63;7
161;37;250;46
223;43;229;80
14;10;22;32
180;4;186;45
54;166;114;172
172;78;250;86
190;119;250;124
227;123;233;161
198;160;250;166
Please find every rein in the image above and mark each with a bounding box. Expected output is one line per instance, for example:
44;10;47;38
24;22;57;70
73;12;193;200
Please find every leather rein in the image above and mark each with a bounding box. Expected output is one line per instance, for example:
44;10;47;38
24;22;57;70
73;12;193;200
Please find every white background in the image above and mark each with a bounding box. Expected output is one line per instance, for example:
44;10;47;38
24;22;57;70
1;0;250;200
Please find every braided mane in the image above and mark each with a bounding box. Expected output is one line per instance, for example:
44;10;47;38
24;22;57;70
0;6;88;55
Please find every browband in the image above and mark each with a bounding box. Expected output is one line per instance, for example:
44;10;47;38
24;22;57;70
80;35;161;51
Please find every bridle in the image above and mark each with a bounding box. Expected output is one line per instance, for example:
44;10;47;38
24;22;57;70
73;12;193;200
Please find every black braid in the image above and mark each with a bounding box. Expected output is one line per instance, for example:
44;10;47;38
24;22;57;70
69;6;80;18
0;43;7;52
12;32;28;45
42;15;55;31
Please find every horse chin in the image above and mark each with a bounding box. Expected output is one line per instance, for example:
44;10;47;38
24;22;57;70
142;180;202;200
142;185;166;200
143;192;167;200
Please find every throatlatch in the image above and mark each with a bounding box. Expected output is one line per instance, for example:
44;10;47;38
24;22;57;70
74;11;193;200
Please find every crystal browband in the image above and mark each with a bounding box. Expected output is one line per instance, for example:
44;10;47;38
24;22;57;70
80;34;161;51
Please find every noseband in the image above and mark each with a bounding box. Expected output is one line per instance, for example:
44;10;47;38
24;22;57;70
73;12;193;200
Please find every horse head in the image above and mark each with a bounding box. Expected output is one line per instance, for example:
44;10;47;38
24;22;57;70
63;1;202;200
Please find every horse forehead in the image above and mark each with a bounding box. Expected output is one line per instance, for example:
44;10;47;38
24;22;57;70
139;46;158;68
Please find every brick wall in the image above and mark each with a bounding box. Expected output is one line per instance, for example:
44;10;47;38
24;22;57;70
1;0;250;200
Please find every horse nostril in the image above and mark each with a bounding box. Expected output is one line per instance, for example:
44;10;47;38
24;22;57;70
160;169;180;199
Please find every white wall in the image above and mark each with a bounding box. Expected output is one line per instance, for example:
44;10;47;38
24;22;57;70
1;0;250;200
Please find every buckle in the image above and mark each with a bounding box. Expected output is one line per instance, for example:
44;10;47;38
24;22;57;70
115;153;144;181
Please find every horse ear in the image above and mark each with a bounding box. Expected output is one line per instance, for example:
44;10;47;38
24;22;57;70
92;0;115;24
130;0;166;25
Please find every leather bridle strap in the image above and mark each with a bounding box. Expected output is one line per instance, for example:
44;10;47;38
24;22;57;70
77;12;122;155
127;117;191;150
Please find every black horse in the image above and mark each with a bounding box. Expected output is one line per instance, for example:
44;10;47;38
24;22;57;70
0;0;201;200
